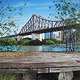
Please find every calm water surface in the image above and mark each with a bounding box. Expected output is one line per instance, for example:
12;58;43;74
0;45;80;52
22;45;80;52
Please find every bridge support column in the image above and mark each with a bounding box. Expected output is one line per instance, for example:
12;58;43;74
17;36;24;41
32;33;42;41
58;72;73;80
23;70;37;80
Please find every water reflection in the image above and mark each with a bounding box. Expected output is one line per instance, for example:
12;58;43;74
22;46;80;52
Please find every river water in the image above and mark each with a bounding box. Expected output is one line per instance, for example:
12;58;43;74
22;45;80;52
0;45;80;52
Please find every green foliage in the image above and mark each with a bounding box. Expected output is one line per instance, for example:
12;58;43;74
0;73;20;80
17;38;24;45
49;0;80;51
28;38;42;45
7;39;17;45
17;38;31;45
0;38;17;46
0;37;65;46
51;38;66;44
45;40;55;45
49;0;80;20
23;37;31;40
42;38;65;45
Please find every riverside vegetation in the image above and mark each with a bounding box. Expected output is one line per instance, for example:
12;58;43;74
0;37;66;46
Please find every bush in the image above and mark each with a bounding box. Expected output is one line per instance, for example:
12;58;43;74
45;40;55;45
0;39;17;46
23;37;31;40
17;38;31;45
0;40;6;46
28;39;42;45
7;39;17;45
51;38;66;44
23;39;31;45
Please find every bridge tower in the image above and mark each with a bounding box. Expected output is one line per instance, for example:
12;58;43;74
17;36;24;41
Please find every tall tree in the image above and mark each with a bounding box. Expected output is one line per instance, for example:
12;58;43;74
49;0;80;51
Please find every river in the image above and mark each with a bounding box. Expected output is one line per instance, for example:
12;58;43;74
0;45;80;52
22;45;80;52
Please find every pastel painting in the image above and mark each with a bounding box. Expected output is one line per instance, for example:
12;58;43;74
0;0;80;80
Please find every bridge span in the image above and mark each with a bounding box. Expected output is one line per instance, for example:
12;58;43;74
2;14;80;40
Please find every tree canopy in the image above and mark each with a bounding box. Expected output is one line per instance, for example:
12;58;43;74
49;0;80;20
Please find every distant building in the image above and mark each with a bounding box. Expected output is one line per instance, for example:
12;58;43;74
45;33;50;39
53;31;63;41
45;31;63;40
50;32;54;38
45;32;54;39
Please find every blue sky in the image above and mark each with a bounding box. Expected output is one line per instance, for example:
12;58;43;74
1;0;80;37
9;0;57;33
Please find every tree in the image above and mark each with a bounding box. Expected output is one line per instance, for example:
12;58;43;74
49;0;80;51
0;0;28;37
50;0;80;20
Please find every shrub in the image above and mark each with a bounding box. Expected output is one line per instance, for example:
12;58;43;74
28;39;42;45
45;40;55;45
23;39;31;45
23;37;31;40
7;39;17;45
17;38;24;45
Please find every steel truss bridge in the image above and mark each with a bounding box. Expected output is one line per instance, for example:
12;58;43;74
5;14;80;37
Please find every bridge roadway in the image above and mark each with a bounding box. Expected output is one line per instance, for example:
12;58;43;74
0;52;80;80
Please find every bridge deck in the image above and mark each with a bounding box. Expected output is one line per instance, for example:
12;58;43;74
0;52;80;73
